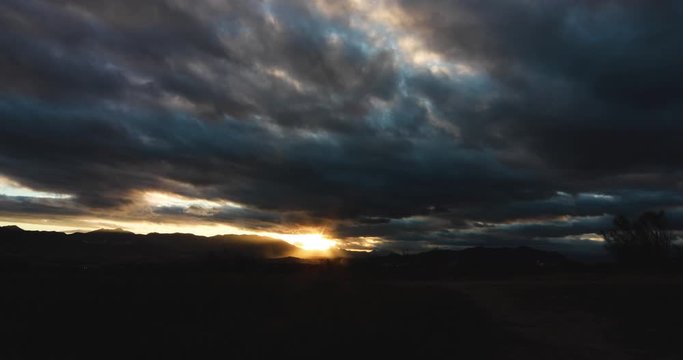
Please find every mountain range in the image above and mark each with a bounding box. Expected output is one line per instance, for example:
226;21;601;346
0;225;573;273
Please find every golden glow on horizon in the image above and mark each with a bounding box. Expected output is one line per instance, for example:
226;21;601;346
342;236;383;252
345;248;373;253
0;219;92;234
0;217;340;253
0;177;342;254
264;232;338;251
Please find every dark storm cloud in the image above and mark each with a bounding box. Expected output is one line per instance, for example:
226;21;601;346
0;97;543;217
400;0;683;173
151;204;284;230
0;195;84;217
1;0;682;252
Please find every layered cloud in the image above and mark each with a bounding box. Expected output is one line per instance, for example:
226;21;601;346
1;0;682;254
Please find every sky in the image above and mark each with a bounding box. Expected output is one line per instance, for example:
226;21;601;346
1;0;682;254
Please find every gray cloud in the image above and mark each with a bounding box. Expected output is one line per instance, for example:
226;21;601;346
1;0;682;253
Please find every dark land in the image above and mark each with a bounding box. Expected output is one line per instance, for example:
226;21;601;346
1;226;682;359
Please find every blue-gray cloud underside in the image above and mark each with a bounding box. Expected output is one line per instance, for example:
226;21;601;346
1;0;683;253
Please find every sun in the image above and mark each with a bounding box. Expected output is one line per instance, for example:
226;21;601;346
271;232;337;251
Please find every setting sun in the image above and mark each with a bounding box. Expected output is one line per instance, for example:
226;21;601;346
269;232;338;251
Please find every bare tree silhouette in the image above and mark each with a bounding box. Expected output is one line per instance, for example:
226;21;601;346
601;211;674;266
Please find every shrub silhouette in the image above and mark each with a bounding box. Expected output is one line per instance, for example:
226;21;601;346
601;211;674;266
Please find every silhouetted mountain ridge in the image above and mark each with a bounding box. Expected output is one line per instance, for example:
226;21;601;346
357;246;571;274
0;226;571;271
0;226;299;264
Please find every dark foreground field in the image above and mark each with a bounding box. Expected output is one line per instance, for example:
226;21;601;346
1;269;682;360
